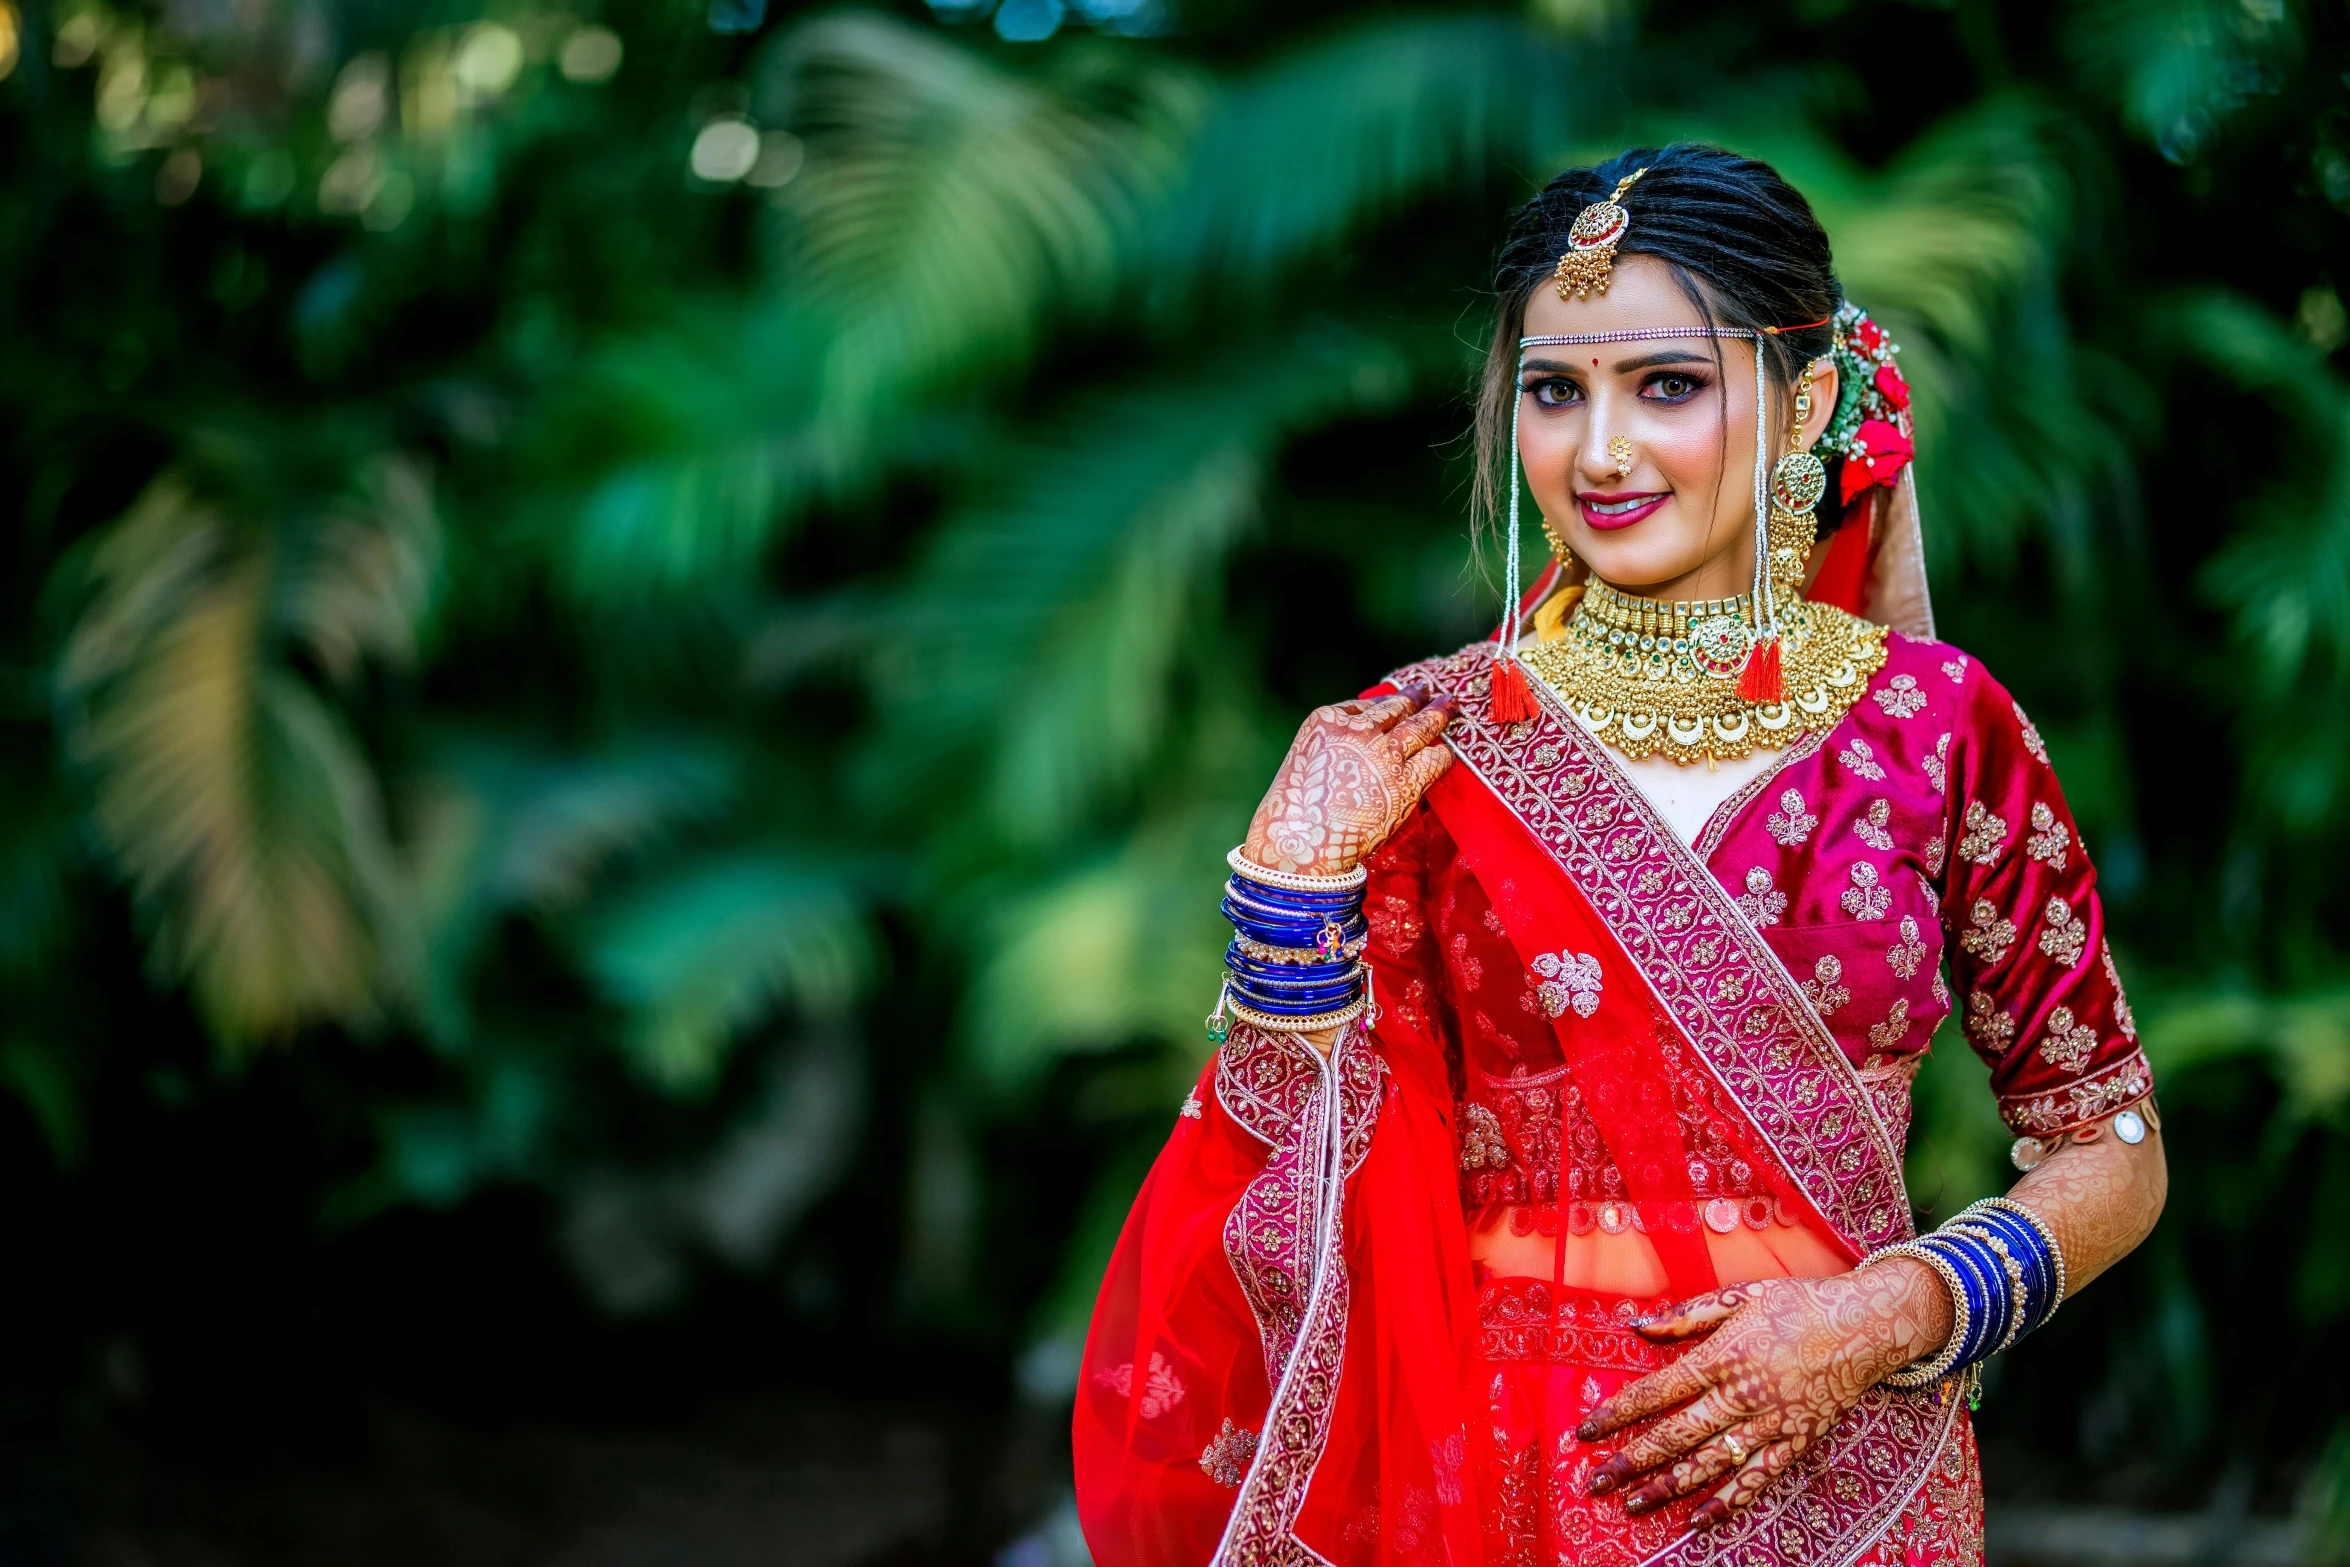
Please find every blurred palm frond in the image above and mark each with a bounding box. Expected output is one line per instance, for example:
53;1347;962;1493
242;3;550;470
51;460;438;1044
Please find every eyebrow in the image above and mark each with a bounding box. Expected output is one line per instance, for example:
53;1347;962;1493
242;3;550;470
1518;349;1717;377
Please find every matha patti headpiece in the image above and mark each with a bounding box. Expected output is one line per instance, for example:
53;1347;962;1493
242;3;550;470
1553;168;1648;301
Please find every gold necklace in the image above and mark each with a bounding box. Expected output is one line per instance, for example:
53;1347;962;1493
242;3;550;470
1519;579;1888;764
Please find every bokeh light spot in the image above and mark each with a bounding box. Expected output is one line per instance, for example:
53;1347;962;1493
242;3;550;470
454;23;523;98
51;9;97;68
153;147;200;207
744;130;804;189
558;25;623;83
993;0;1062;41
689;116;760;183
328;53;389;142
0;2;21;81
707;0;766;35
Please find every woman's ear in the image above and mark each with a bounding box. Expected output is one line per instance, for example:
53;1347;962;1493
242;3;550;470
1800;356;1840;452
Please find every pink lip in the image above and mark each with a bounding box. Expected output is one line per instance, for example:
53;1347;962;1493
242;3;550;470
1577;491;1669;531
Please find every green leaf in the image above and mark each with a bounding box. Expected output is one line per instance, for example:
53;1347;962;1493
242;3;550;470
578;854;874;1093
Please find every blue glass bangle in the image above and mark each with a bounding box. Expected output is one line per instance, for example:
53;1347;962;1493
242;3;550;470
1918;1232;2001;1369
1221;907;1367;948
1222;967;1372;991
1229;990;1366;1019
1222;880;1365;913
1220;894;1367;929
1227;976;1363;1007
1226;972;1362;999
1942;1231;2017;1367
1950;1208;2055;1340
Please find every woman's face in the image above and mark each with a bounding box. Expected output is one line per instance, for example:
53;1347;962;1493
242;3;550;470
1516;254;1835;602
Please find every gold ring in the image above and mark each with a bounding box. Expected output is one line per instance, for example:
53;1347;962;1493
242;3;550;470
1722;1433;1749;1465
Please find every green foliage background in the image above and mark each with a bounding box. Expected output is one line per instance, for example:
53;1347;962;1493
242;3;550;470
5;0;2350;1543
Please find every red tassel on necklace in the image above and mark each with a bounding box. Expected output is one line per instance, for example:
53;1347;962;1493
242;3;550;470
1736;637;1785;703
1488;655;1537;722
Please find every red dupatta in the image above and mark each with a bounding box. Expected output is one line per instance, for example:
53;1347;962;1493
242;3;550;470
1076;638;1967;1567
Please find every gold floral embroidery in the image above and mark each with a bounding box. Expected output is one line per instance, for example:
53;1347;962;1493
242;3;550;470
1924;833;1948;878
1766;787;1817;847
1853;797;1895;852
1916;869;1941;915
1941;655;1969;684
1873;673;1928;718
1181;1088;1203;1120
1966;989;2016;1047
1960;900;2017;964
1801;954;1850;1017
2026;802;2070;871
1459;1102;1510;1171
1482;906;1508;937
1931;967;1951;1007
2014;700;2049;764
1956;799;2009;865
1840;861;1891;920
2037;1005;2098;1072
1839;737;1887;781
2005;1054;2154;1135
1886;914;1929;979
2103;942;2138;1040
1529;950;1604;1017
1737;866;1788;927
1923;732;1950;795
1867;997;1913;1051
2038;896;2087;966
1199;1417;1259;1487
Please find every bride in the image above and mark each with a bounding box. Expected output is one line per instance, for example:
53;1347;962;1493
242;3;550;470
1073;142;2164;1567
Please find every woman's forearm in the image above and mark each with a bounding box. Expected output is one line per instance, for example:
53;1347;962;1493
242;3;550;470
2006;1111;2168;1294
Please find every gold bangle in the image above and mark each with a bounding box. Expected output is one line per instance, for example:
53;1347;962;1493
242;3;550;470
1225;997;1369;1034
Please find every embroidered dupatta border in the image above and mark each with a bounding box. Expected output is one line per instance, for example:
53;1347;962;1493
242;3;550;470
1394;645;1912;1258
1210;1022;1381;1567
1396;646;1964;1567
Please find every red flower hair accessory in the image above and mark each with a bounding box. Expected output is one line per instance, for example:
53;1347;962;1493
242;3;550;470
1821;303;1916;498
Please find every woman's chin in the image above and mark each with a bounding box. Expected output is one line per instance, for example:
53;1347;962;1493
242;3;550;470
1570;546;1713;596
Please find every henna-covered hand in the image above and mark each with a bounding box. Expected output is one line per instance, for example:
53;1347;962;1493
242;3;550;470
1241;686;1456;877
1575;1259;1954;1530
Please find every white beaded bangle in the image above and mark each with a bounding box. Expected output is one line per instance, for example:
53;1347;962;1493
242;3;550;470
1226;846;1368;893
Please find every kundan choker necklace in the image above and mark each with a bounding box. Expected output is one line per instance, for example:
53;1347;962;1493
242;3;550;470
1518;578;1888;764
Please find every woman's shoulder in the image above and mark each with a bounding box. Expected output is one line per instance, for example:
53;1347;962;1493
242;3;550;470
1875;630;2051;766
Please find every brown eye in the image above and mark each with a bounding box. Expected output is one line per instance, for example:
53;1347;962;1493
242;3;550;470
1531;379;1581;407
1649;374;1699;401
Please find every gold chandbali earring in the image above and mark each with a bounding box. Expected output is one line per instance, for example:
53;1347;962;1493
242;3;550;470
1766;360;1827;586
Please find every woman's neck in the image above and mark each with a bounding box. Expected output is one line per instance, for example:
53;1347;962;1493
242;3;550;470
1593;550;1754;604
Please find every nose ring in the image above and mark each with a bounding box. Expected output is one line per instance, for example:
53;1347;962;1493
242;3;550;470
1608;436;1634;478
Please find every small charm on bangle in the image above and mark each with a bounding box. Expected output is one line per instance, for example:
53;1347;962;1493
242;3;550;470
2113;1108;2147;1145
2009;1136;2050;1172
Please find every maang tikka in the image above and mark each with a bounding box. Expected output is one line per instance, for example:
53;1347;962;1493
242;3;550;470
1554;168;1648;300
